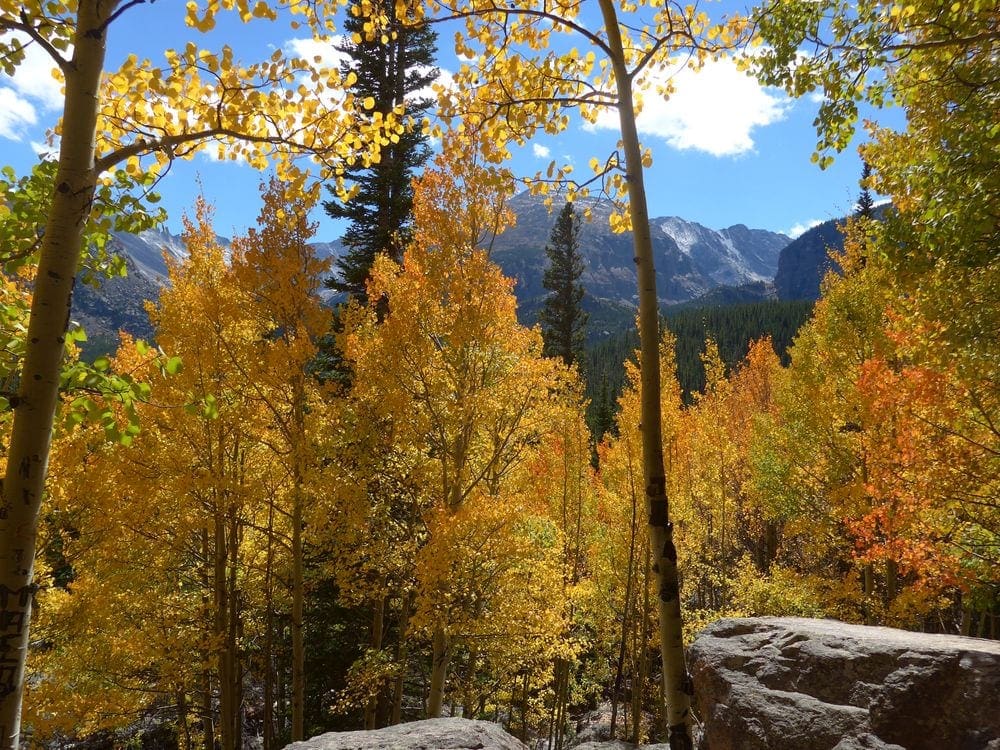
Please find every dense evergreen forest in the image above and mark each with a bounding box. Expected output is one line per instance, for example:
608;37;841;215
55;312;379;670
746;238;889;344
583;300;815;435
1;1;997;749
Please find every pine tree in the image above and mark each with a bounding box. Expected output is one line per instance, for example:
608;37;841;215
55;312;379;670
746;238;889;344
540;202;588;365
856;161;875;219
324;0;438;302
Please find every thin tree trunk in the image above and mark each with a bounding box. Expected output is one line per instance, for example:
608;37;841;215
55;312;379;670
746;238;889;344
885;558;898;604
461;640;480;719
427;625;451;717
276;625;287;737
291;488;305;740
633;544;652;745
227;507;241;750
0;4;112;743
553;659;569;750
863;563;875;625
960;605;972;637
365;596;386;729
177;690;192;750
596;4;692;744
520;671;529;742
201;529;216;750
612;434;640;739
202;668;215;750
391;592;413;725
263;498;276;750
291;389;307;741
215;507;235;750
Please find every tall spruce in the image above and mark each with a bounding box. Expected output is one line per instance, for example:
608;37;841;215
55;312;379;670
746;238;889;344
540;202;588;365
856;161;875;219
324;0;438;302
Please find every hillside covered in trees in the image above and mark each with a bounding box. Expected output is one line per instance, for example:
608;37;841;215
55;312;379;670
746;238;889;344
0;0;997;749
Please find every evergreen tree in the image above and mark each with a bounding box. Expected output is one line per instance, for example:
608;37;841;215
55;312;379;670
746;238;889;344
324;0;438;302
856;161;875;219
540;202;588;365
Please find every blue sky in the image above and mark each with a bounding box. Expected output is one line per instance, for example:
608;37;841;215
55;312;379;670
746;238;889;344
0;1;902;244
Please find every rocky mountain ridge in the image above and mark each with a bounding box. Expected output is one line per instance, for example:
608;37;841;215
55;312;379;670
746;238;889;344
72;193;817;352
491;193;791;318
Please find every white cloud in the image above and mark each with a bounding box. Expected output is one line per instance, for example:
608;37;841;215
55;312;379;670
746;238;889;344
786;218;823;238
30;138;58;159
285;36;352;72
0;33;65;140
588;56;790;157
4;34;65;110
0;87;37;140
533;143;551;159
283;37;451;109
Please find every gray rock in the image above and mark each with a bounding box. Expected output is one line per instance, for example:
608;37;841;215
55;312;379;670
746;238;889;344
689;617;1000;750
283;718;528;750
570;742;669;750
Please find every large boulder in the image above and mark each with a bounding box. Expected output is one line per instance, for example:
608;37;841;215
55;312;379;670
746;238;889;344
689;617;1000;750
283;718;527;750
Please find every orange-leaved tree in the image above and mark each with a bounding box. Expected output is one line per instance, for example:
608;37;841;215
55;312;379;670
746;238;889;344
0;1;395;739
418;0;748;740
341;136;570;719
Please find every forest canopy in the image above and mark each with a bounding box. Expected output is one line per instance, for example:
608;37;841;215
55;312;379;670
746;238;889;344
0;0;997;747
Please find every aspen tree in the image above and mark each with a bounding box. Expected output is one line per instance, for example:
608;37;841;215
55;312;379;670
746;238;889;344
228;179;332;739
341;136;568;718
418;1;747;741
0;2;394;739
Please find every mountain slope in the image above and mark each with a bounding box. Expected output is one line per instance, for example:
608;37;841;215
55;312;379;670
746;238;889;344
773;218;845;301
491;192;790;320
72;195;792;354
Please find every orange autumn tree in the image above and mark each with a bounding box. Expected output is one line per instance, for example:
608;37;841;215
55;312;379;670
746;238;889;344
340;137;571;720
27;201;276;746
0;1;399;736
671;337;785;629
228;178;333;740
26;187;332;746
592;328;682;742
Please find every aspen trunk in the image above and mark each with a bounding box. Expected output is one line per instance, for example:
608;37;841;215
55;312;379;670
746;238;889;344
263;499;276;750
597;3;692;744
365;596;386;729
0;4;112;743
226;508;241;750
461;640;480;719
885;559;898;604
612;437;640;739
177;690;192;750
201;530;216;750
633;545;652;745
215;509;235;750
291;488;305;740
202;668;215;750
390;593;413;725
863;563;875;625
290;390;307;740
427;625;451;717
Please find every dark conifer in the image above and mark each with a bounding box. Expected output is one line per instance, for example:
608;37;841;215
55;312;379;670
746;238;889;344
856;161;875;219
539;202;588;365
324;0;438;302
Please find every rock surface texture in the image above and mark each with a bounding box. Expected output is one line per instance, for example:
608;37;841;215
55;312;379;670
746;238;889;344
283;718;527;750
689;617;1000;750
